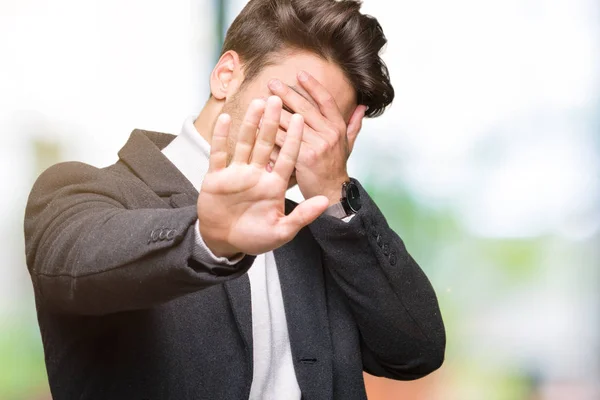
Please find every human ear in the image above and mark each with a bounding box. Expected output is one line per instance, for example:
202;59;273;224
210;50;243;100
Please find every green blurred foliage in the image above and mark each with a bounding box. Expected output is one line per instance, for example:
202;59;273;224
364;175;554;398
0;314;49;400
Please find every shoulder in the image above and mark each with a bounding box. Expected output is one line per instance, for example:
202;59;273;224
30;161;132;198
34;161;107;186
26;160;149;215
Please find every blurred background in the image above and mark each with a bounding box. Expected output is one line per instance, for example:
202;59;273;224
1;0;598;399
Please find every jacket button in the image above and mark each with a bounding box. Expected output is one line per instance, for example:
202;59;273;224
376;234;383;247
150;230;160;242
159;229;168;240
166;229;176;240
389;252;397;265
382;243;390;256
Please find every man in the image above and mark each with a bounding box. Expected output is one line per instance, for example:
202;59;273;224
24;0;445;398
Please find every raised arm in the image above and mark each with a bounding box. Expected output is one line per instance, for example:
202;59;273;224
24;96;327;315
310;181;445;380
269;71;445;379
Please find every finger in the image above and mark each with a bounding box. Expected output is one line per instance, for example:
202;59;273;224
276;195;329;241
275;128;286;148
272;113;304;180
209;113;231;172
268;78;329;133
232;99;266;164
279;108;292;131
250;96;282;168
297;70;345;126
346;105;367;153
278;109;321;148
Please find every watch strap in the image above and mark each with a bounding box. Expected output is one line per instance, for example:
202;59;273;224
323;202;348;219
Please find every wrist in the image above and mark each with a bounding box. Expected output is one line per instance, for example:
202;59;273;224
324;175;350;206
205;240;241;259
325;194;340;207
200;229;241;259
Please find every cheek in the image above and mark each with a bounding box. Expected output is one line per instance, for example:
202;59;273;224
220;91;254;150
222;85;275;134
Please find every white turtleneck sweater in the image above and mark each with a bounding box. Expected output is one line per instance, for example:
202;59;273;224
162;116;301;400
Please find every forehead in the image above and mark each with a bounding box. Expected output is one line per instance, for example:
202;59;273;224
249;50;357;119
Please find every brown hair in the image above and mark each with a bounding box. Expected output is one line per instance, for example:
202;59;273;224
221;0;394;117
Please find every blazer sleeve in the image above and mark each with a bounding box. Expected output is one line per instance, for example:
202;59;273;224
309;179;446;380
24;162;255;316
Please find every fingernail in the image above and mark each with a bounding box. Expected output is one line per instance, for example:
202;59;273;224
269;79;282;90
298;71;308;82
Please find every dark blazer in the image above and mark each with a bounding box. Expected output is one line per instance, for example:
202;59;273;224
24;129;445;400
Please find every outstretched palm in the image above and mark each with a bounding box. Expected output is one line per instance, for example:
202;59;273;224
197;96;329;257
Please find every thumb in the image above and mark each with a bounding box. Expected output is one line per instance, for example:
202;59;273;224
346;105;367;153
277;195;329;241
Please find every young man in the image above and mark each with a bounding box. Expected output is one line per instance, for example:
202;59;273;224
24;0;445;399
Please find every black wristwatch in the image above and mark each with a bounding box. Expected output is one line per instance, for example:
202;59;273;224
323;180;362;219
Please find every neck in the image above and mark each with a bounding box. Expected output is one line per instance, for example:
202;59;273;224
193;97;223;144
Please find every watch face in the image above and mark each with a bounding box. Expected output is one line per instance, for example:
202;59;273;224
345;182;362;212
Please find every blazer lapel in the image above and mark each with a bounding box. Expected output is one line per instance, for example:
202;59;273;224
224;276;253;368
118;129;198;199
273;200;334;399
